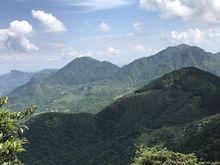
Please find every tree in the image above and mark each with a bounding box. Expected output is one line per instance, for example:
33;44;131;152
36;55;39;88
0;96;37;165
132;146;203;165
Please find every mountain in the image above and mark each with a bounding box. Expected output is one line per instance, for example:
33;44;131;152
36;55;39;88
114;44;220;87
30;69;58;83
20;68;220;164
0;70;34;96
9;57;123;113
50;57;120;85
215;52;220;56
8;44;220;113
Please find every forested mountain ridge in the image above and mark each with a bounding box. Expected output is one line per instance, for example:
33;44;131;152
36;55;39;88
20;67;220;164
49;57;120;85
8;44;220;113
114;44;220;87
8;57;123;113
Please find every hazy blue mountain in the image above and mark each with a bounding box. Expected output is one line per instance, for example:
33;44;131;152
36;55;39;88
8;44;220;113
0;70;34;96
20;67;220;164
215;52;220;55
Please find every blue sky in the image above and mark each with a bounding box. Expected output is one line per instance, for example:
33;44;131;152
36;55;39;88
1;0;220;75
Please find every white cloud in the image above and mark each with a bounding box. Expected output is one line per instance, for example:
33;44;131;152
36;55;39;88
68;0;134;10
0;20;38;52
169;29;205;44
139;0;220;24
99;22;111;32
207;29;220;39
167;28;220;48
32;10;67;33
125;33;135;37
0;29;9;49
134;43;147;53
60;46;94;60
108;47;120;55
139;0;192;20
133;22;144;33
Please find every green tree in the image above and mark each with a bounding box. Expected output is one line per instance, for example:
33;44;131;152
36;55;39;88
0;96;37;165
132;146;203;165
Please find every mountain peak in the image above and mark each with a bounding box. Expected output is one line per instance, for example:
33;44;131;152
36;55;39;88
174;43;191;48
10;70;24;74
51;56;120;85
135;67;220;93
163;44;205;53
72;56;96;62
168;43;191;49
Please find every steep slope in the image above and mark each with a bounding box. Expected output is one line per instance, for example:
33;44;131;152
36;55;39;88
21;67;220;164
0;70;34;96
9;44;220;113
30;69;58;84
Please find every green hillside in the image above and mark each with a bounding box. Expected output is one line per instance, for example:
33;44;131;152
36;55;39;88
8;44;220;114
8;57;124;113
20;67;220;164
114;44;220;87
50;57;120;85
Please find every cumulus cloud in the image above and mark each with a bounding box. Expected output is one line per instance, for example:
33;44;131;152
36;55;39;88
0;29;9;49
32;10;67;33
134;43;147;53
0;20;38;52
168;28;220;46
108;47;120;55
139;0;220;24
69;0;134;10
133;22;144;33
99;22;111;32
170;28;205;44
60;46;94;60
139;0;192;20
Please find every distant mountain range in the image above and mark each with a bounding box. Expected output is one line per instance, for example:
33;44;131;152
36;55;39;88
6;44;220;113
0;70;34;96
20;67;220;164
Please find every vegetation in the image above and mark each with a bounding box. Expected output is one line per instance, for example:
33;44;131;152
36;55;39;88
8;44;220;114
20;68;220;164
132;146;201;165
8;57;124;114
173;114;220;161
0;97;37;164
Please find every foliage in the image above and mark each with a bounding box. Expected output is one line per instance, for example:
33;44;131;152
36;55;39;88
173;114;220;161
8;57;123;114
0;97;37;164
8;44;220;114
135;67;220;94
131;146;201;165
20;68;220;164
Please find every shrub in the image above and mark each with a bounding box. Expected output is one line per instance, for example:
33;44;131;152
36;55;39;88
132;146;203;165
0;97;37;164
